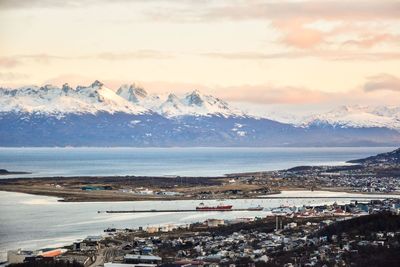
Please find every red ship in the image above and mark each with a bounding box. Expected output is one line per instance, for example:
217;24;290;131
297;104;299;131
196;202;233;211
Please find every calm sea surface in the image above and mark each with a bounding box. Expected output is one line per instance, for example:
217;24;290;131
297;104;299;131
0;147;395;178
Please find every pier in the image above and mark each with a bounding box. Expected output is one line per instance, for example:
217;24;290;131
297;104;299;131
100;208;261;213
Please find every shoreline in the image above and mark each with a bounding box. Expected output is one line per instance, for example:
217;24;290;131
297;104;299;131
2;188;399;264
0;181;397;202
1;146;398;202
3;194;399;265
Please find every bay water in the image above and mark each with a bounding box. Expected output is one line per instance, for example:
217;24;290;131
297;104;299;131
0;147;397;262
0;147;394;178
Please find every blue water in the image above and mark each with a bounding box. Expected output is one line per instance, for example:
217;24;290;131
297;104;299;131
0;147;395;178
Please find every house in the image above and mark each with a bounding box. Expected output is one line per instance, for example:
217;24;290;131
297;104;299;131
85;235;103;243
146;227;159;234
206;219;225;228
124;254;162;265
104;263;147;267
7;250;37;264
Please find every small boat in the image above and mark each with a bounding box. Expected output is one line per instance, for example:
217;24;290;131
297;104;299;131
196;202;233;211
247;205;263;211
270;205;294;215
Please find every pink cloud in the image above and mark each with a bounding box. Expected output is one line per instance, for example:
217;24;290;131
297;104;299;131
363;73;400;92
95;50;174;61
145;1;400;51
273;19;325;49
0;57;22;68
216;82;400;106
342;33;400;48
201;1;400;22
214;84;329;105
202;51;400;61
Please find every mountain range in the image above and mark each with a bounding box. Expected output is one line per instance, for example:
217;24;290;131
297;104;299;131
1;81;399;147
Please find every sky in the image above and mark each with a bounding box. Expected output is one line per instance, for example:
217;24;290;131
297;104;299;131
0;0;400;116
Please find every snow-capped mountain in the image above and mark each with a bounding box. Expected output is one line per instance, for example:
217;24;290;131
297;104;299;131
156;90;243;117
0;80;244;117
301;105;400;130
1;81;399;147
0;80;147;115
115;84;243;117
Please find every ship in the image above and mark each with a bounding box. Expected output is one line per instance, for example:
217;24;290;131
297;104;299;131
270;205;294;215
247;205;263;211
196;202;233;211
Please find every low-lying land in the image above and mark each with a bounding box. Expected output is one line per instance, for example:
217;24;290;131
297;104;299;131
0;169;31;175
0;175;277;202
0;148;399;201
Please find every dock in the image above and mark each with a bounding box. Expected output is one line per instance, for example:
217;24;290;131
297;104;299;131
100;208;263;213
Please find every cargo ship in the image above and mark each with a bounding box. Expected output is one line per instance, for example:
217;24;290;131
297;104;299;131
196;203;233;211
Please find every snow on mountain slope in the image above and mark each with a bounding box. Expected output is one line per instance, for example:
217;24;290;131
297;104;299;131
1;81;398;131
0;81;244;118
116;83;149;103
262;111;307;125
301;105;400;130
159;90;244;117
181;90;243;117
0;81;148;115
116;85;244;117
116;84;165;112
372;106;400;120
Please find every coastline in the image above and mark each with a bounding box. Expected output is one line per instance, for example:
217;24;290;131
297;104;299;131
2;189;399;264
1;147;398;202
0;175;277;202
1;175;398;202
1;189;399;264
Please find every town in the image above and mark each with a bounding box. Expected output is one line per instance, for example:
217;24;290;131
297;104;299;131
6;198;400;267
232;148;400;195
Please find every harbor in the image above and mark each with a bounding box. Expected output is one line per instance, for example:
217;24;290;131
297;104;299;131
101;203;264;213
101;208;264;213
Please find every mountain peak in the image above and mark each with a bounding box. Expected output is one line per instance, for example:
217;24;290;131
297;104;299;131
116;84;148;103
62;83;73;93
0;81;149;115
91;80;104;88
133;86;147;98
301;104;400;130
42;84;57;90
0;81;245;118
167;93;179;101
185;90;204;106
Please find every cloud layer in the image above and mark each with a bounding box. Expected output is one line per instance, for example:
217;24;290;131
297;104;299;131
364;74;400;92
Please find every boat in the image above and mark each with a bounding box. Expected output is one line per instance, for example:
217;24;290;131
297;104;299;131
196;202;233;211
270;205;294;215
247;205;263;211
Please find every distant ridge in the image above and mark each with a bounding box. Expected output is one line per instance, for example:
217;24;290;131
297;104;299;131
1;81;400;147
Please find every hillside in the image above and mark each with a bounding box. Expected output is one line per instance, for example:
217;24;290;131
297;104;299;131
316;213;400;237
348;147;400;164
